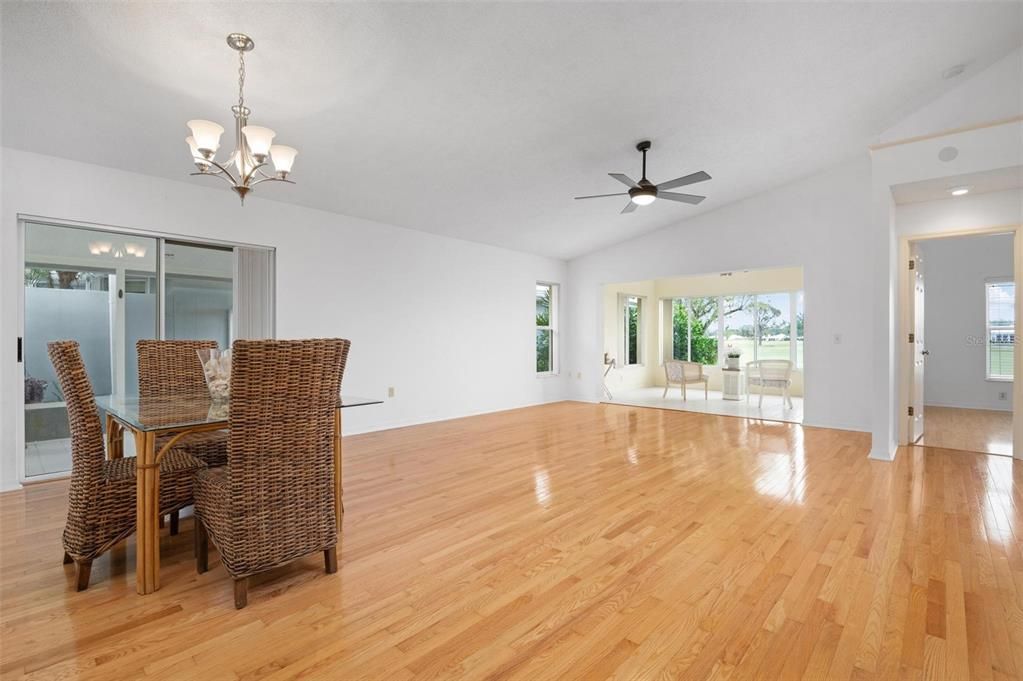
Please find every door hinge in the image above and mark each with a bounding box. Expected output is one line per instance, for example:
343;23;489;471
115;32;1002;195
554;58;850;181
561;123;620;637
17;337;22;363
908;406;915;417
908;333;915;343
909;259;916;270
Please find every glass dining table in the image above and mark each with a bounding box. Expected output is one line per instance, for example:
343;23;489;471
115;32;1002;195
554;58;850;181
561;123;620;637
95;393;382;595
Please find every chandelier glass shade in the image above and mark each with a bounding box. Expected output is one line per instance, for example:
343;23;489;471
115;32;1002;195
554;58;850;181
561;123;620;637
186;33;297;204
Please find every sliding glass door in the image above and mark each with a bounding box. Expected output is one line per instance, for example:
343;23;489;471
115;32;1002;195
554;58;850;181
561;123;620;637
21;220;273;480
23;223;158;476
164;241;234;347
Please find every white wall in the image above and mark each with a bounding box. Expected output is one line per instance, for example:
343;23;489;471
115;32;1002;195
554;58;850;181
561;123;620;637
879;47;1023;144
567;155;874;433
897;189;1023;238
917;233;1014;411
0;148;568;491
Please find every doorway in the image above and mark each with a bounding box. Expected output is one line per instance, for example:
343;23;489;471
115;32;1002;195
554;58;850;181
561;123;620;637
601;267;806;425
906;231;1014;456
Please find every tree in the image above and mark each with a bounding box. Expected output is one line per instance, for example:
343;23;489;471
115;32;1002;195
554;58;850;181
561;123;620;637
672;300;689;360
750;301;782;344
688;297;720;365
627;302;639;364
24;268;53;288
535;288;551;326
673;295;759;364
536;287;551;372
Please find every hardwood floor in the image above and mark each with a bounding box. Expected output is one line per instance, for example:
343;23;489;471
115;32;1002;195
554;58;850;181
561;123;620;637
1;401;1021;680
919;405;1013;457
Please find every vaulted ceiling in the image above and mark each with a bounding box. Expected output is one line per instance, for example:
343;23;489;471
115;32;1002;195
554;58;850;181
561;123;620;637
2;2;1020;259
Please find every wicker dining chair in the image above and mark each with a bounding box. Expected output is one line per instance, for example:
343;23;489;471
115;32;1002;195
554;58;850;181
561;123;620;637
194;338;350;608
48;341;205;591
137;339;229;468
137;339;230;535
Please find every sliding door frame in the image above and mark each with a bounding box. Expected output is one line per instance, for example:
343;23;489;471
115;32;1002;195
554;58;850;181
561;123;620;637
15;213;276;485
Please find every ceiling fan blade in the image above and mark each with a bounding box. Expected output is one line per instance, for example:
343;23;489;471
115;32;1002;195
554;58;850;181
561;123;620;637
620;201;638;214
574;192;629;200
609;173;639;188
659;192;706;205
657;171;712;191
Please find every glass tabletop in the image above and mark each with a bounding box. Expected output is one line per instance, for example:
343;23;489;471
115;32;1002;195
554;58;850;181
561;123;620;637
95;394;382;432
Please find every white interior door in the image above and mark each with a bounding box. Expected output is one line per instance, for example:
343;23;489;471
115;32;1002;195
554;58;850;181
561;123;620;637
910;244;926;443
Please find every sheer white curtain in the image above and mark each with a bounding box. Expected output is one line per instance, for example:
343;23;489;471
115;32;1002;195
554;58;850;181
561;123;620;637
232;247;275;340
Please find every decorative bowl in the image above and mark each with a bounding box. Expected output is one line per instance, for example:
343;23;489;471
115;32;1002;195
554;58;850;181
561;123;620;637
197;348;231;403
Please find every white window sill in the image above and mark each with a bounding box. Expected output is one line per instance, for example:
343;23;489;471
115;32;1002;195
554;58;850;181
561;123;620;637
986;376;1013;383
536;372;560;379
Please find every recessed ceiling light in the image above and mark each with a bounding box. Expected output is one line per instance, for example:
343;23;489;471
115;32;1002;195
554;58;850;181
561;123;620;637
949;186;970;196
937;146;959;162
942;64;966;79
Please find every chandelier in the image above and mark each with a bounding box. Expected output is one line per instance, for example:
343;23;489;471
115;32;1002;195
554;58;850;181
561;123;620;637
87;241;146;258
185;33;297;204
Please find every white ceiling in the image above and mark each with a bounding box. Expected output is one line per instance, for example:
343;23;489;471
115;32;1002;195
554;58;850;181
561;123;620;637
3;2;1021;260
892;165;1023;205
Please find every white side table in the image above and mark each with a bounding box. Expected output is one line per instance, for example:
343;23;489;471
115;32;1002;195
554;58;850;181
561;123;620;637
721;368;743;401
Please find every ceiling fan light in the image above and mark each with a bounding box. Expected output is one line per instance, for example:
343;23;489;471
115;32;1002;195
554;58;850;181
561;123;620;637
631;192;657;206
242;126;276;161
187;120;224;156
269;145;297;176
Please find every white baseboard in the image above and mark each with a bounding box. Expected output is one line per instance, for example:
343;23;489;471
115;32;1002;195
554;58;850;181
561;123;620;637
923;400;1012;412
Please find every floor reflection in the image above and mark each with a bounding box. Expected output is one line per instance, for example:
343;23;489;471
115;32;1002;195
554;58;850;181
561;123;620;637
533;468;552;508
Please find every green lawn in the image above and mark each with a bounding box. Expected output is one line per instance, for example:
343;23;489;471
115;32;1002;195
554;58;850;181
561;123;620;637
724;339;803;366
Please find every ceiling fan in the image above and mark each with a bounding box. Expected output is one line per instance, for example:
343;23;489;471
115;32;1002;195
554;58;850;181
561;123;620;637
575;141;711;214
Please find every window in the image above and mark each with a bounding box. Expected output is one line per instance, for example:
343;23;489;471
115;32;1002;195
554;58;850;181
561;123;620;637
622;295;643;365
754;292;792;361
536;282;557;374
722;295;754;363
795;291;804;368
689;296;720;365
668;290;805;368
672;299;690;360
986;281;1014;381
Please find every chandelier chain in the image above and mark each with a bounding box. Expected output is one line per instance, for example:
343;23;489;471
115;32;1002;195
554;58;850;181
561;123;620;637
237;50;246;110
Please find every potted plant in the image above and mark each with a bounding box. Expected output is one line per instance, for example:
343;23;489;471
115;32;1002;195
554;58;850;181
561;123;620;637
725;348;742;370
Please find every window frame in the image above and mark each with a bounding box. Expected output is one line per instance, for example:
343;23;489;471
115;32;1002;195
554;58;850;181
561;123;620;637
535;281;559;376
985;278;1014;382
667;289;805;369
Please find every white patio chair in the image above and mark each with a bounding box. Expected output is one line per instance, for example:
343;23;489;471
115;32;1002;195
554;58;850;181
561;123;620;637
746;359;794;408
664;360;708;400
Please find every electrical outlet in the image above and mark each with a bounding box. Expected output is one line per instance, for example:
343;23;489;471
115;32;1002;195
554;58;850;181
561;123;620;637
833;333;842;345
999;391;1007;401
387;386;395;398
